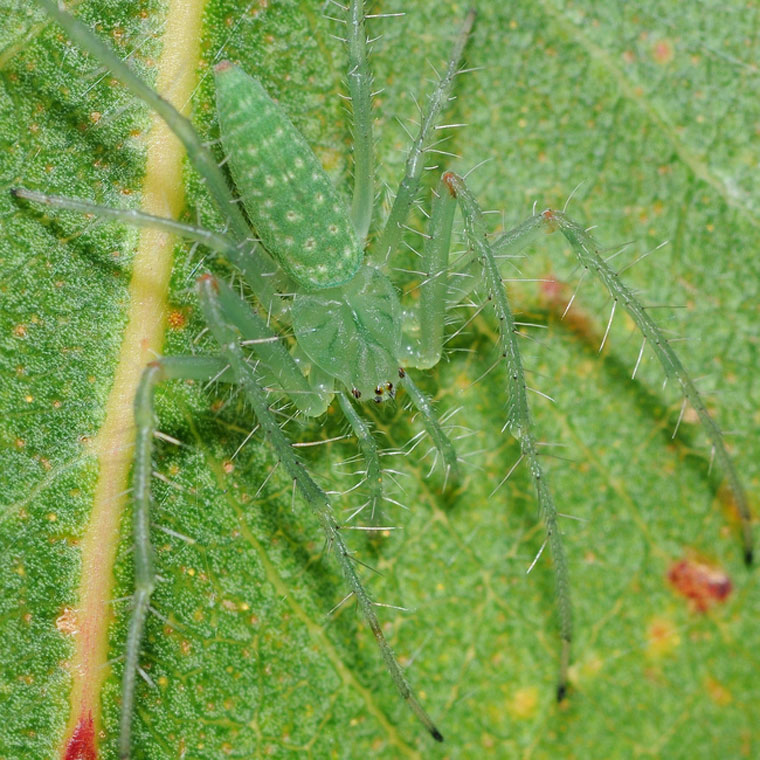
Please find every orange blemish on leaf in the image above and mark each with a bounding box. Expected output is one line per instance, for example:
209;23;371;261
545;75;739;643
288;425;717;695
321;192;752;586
704;676;732;706
716;483;749;531
167;308;187;330
646;616;680;658
667;558;732;612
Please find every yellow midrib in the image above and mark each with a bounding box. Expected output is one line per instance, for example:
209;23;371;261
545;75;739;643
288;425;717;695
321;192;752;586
60;0;207;753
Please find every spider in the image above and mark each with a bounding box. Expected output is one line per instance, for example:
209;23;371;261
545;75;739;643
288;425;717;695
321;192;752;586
7;0;753;757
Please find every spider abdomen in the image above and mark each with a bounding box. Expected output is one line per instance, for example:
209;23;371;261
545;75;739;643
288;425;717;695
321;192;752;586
215;62;362;291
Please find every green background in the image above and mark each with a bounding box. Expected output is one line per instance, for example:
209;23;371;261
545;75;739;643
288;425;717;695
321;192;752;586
1;0;758;757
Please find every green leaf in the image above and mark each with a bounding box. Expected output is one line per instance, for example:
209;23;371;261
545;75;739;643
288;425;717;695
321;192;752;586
1;1;758;758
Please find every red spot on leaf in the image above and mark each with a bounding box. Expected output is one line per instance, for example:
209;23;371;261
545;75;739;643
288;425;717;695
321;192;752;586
538;276;596;341
64;711;97;760
652;39;675;65
667;558;732;612
540;276;565;301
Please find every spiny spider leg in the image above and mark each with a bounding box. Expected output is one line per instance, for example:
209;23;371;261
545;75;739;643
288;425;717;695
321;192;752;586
207;278;330;417
128;355;229;759
196;274;444;742
429;170;755;697
11;189;286;319
404;175;457;370
545;211;754;565
346;0;374;243
32;0;251;243
399;370;460;486
441;172;573;699
487;209;755;564
372;8;476;267
337;393;385;521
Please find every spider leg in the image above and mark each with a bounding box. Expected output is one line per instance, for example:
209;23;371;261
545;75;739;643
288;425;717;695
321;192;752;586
337;392;385;522
196;274;444;742
402;175;457;369
402;178;549;370
443;172;573;701
546;211;754;565
11;189;239;256
233;244;291;320
372;9;476;267
11;188;293;327
399;174;544;486
27;1;300;320
125;355;230;759
33;0;250;243
399;369;460;486
210;278;331;417
346;0;374;243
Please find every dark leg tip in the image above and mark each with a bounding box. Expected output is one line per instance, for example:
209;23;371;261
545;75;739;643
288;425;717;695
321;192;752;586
744;548;753;567
556;682;567;702
431;728;444;743
9;187;19;198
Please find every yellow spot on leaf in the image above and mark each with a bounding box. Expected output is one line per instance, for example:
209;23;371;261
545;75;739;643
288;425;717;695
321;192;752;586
646;616;680;658
705;676;732;706
508;686;539;719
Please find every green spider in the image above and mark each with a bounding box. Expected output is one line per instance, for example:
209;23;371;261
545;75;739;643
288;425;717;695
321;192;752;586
11;0;753;757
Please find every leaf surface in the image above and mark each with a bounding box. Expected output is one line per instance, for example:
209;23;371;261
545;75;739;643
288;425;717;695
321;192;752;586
1;1;758;758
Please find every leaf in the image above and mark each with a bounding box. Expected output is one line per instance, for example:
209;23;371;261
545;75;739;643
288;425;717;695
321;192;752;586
1;1;758;758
